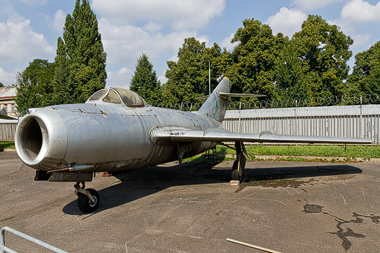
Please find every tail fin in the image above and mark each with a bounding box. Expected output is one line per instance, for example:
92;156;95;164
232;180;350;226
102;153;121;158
197;77;232;122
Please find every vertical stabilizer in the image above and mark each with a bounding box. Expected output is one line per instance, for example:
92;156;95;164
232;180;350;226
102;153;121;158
197;77;232;122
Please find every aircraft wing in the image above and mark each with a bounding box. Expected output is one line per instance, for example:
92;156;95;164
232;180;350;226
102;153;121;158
151;126;372;144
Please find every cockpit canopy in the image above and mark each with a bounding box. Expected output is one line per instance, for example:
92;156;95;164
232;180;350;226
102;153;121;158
86;88;146;107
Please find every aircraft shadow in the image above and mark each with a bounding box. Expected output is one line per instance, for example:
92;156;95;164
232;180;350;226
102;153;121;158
62;160;362;215
242;163;363;181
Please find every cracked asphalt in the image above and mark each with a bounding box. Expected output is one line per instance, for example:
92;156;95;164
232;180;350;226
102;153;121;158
1;151;380;252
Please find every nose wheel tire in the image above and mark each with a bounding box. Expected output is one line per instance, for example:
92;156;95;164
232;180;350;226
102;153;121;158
78;188;99;213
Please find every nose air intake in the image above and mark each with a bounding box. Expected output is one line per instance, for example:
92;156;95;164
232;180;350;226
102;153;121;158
15;108;68;170
16;116;49;165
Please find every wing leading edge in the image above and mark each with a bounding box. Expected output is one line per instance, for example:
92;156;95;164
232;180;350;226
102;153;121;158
150;126;372;145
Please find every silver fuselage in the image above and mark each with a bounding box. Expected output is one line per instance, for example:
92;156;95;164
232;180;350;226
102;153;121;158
16;103;220;172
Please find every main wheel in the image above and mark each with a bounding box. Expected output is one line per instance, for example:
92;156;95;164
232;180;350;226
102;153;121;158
78;188;99;213
231;160;243;181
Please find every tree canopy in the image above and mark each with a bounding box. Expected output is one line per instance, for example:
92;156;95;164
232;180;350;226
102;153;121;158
15;59;55;112
162;38;228;104
52;0;107;105
162;15;369;106
15;11;380;109
291;15;353;99
15;0;107;110
348;41;380;96
130;53;161;104
226;18;288;100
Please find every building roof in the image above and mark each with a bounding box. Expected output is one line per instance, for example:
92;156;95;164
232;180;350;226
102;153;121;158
0;87;17;101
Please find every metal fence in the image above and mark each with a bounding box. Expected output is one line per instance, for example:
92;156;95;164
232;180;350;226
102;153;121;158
222;104;380;144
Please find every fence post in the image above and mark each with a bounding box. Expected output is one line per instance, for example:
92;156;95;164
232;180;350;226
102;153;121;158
360;96;363;138
295;99;298;135
238;102;242;133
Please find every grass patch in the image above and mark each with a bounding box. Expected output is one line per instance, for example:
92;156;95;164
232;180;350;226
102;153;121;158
216;144;380;159
0;141;15;149
183;144;379;164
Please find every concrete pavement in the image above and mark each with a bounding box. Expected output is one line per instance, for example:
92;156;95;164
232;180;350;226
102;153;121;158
1;151;379;252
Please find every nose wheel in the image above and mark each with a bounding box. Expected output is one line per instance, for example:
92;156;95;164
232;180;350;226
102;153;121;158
74;182;100;213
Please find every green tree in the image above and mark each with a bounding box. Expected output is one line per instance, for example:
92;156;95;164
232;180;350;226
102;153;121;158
130;53;161;104
226;18;288;100
15;59;55;112
163;38;207;104
0;82;4;87
292;15;353;99
275;42;312;100
163;38;228;104
52;0;106;105
348;41;380;97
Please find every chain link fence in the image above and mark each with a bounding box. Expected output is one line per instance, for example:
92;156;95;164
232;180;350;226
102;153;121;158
8;93;380;116
153;93;380;111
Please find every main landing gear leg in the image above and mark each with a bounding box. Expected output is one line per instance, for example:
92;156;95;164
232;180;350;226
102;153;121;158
74;182;99;213
231;142;247;182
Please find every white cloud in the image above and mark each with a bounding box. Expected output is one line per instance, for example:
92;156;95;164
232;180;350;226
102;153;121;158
220;33;239;51
0;67;17;86
341;0;380;24
53;10;66;32
99;18;199;65
351;33;371;47
0;13;55;64
92;0;226;31
143;22;162;33
291;0;343;11
328;18;355;35
266;8;307;37
107;67;132;88
328;1;379;51
158;69;168;85
167;54;179;63
19;0;48;5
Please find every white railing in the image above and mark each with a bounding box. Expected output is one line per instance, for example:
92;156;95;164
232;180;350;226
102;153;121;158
0;227;67;253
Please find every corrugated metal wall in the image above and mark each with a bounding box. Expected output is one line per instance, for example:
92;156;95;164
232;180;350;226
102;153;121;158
223;104;380;144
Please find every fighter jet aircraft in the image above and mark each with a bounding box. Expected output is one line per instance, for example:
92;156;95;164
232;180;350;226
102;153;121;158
15;77;371;213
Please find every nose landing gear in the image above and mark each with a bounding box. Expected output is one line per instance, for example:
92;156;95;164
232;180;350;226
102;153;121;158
74;182;100;213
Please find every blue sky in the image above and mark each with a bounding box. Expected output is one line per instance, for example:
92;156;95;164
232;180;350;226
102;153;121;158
1;0;380;88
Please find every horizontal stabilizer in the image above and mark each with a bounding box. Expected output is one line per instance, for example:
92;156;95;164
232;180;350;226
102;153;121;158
197;93;266;100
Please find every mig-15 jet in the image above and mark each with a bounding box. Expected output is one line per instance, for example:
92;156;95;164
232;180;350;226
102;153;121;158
15;77;371;213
